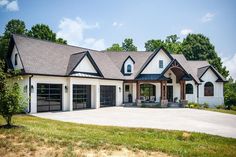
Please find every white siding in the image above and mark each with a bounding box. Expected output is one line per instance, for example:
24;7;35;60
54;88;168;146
74;56;97;73
198;68;224;106
185;81;197;103
141;49;171;74
11;46;23;70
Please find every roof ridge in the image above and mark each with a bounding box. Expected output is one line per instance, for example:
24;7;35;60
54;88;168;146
13;34;100;52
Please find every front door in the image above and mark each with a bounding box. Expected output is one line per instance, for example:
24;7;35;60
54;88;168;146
167;86;173;102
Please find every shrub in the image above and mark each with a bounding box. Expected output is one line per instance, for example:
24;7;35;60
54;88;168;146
231;105;236;111
215;105;225;109
202;103;209;108
187;102;201;109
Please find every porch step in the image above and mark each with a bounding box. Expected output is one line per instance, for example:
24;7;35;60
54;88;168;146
168;103;180;108
124;103;135;107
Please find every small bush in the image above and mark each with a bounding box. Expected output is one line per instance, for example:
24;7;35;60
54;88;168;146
202;103;209;108
187;102;201;109
216;105;225;109
231;105;236;111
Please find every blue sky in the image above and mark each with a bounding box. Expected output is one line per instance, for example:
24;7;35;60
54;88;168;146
0;0;236;78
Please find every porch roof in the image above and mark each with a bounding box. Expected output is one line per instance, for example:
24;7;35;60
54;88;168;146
136;74;169;81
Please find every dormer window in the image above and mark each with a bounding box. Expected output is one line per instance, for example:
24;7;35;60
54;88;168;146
159;60;163;68
15;53;18;65
123;56;135;75
127;64;132;73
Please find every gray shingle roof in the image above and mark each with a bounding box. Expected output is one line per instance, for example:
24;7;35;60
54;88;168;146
11;34;225;83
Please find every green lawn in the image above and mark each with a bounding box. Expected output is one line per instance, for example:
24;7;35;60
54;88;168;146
202;108;236;115
0;115;236;157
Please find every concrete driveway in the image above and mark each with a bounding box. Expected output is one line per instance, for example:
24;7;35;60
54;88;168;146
32;107;236;138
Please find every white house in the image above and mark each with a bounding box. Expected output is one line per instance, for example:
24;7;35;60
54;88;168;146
6;34;226;113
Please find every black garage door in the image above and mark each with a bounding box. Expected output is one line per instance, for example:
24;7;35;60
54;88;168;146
100;85;116;107
37;84;62;112
73;85;91;110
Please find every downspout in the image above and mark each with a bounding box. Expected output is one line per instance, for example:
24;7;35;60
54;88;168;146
197;84;199;104
28;75;33;113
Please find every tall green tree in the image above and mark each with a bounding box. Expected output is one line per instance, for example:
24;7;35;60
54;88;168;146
145;39;164;52
122;38;137;51
27;24;67;44
145;35;181;53
0;19;27;59
224;77;236;109
182;34;229;77
106;43;123;51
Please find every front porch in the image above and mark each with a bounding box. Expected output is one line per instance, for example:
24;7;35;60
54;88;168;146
123;60;192;108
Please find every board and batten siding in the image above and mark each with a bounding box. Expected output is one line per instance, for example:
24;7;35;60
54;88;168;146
141;49;171;74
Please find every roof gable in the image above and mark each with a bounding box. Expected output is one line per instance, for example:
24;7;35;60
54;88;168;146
68;51;103;77
198;65;226;82
137;47;173;76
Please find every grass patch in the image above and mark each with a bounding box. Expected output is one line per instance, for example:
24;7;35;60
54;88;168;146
0;115;236;157
202;108;236;115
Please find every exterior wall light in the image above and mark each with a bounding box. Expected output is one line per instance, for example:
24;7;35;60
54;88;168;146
31;85;34;93
65;85;68;93
119;87;121;93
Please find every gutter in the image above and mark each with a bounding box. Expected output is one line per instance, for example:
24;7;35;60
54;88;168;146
28;75;33;113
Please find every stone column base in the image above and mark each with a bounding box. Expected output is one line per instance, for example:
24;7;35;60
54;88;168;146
161;99;168;108
180;100;188;108
136;99;142;107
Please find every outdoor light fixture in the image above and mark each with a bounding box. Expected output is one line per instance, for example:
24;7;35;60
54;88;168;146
24;85;28;93
119;87;121;92
65;85;68;93
31;85;34;93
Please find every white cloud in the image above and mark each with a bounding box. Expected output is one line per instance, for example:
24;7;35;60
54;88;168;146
57;17;105;50
201;13;215;23
180;29;193;35
0;0;19;11
222;53;236;79
0;0;8;6
112;21;123;27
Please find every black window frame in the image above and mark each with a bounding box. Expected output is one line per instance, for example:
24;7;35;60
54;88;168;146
204;82;214;96
186;84;193;94
125;85;130;92
159;60;163;68
15;53;18;65
127;64;132;73
140;84;156;101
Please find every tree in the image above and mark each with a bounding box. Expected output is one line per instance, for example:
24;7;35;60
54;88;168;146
0;60;26;127
122;38;137;51
106;43;123;51
27;24;67;44
224;77;236;109
145;35;182;53
182;34;229;78
0;19;27;59
145;39;164;52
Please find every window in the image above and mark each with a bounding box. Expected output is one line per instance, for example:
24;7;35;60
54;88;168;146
127;64;132;73
186;84;193;94
204;82;214;96
159;60;163;68
15;53;18;65
125;85;130;92
140;84;156;101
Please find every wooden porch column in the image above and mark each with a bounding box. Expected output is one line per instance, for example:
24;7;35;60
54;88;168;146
180;80;186;100
136;81;140;100
160;80;168;107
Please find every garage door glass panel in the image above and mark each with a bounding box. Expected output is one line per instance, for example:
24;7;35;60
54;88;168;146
37;84;62;112
73;85;91;110
100;86;116;107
